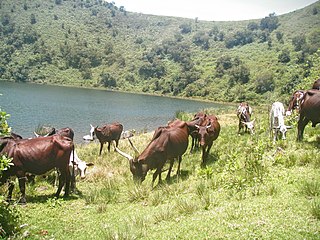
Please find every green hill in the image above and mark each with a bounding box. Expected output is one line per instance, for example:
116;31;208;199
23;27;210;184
0;0;319;103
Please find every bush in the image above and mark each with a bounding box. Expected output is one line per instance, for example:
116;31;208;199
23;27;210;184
0;108;21;238
0;198;21;238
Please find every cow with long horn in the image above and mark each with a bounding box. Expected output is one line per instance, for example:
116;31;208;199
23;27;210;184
114;119;191;186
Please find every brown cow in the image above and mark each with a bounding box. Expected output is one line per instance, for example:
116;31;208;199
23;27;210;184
195;115;220;165
0;135;73;203
114;120;189;186
237;102;254;134
94;122;123;155
297;90;320;141
312;78;320;90
190;112;207;152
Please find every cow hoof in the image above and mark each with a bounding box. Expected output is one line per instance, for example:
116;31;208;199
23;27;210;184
18;198;27;205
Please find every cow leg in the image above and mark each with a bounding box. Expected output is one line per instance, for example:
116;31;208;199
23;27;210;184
166;158;174;181
99;143;104;155
176;156;182;176
7;180;15;201
206;143;213;160
55;171;66;198
152;168;162;187
64;169;71;197
201;146;206;166
17;172;27;204
297;117;309;141
107;141;111;152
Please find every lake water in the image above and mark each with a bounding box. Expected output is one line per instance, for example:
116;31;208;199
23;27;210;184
0;81;231;143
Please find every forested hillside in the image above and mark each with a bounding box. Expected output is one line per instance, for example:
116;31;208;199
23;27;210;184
0;0;319;103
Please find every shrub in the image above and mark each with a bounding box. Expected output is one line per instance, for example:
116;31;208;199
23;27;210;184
0;198;21;238
0;108;21;238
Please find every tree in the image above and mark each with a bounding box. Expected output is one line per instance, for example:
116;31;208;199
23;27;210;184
179;23;192;34
100;72;117;87
278;49;291;63
292;35;306;51
260;13;279;32
30;13;36;24
254;72;275;93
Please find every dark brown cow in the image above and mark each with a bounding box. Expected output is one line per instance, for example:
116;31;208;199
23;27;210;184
195;115;220;165
286;90;305;116
297;90;320;141
0;135;73;203
237;102;254;134
114;120;189;186
94;122;123;155
190;112;207;152
312;78;320;90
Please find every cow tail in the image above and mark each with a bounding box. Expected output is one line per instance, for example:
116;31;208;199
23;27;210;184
71;145;76;191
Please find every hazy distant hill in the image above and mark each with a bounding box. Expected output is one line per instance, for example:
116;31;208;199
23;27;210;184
0;0;319;103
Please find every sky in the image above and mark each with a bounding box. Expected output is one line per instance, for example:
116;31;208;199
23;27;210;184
113;0;318;21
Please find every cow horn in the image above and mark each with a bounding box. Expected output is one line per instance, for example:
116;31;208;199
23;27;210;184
34;131;40;138
113;142;134;161
128;138;140;156
286;125;293;129
195;124;200;129
206;124;211;129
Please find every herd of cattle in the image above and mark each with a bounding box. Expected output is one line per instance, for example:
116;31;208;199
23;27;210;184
0;79;319;203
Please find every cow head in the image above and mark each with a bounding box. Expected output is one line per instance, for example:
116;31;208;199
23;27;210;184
195;124;211;146
72;161;94;179
113;139;147;182
274;125;293;140
286;90;305;116
242;120;255;134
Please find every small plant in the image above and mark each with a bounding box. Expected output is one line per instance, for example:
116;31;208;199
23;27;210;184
174;198;198;215
300;180;320;198
127;185;150;203
153;206;176;223
46;197;63;208
196;182;211;210
311;197;320;220
0;197;21;238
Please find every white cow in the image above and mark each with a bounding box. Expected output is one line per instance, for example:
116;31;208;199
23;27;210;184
83;124;95;141
69;150;94;179
270;102;292;141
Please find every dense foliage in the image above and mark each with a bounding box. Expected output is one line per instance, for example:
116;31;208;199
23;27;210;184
0;0;319;103
0;108;21;238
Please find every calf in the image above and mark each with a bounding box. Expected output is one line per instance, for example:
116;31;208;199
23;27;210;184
195;115;220;165
237;102;255;134
190;112;207;152
270;102;292;141
94;122;123;155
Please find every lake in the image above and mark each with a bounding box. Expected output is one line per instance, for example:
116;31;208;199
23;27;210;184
0;81;232;143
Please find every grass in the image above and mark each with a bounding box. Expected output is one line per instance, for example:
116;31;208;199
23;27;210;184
1;108;320;239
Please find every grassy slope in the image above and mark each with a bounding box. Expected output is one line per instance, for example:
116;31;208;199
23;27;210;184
1;0;319;103
3;108;319;239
